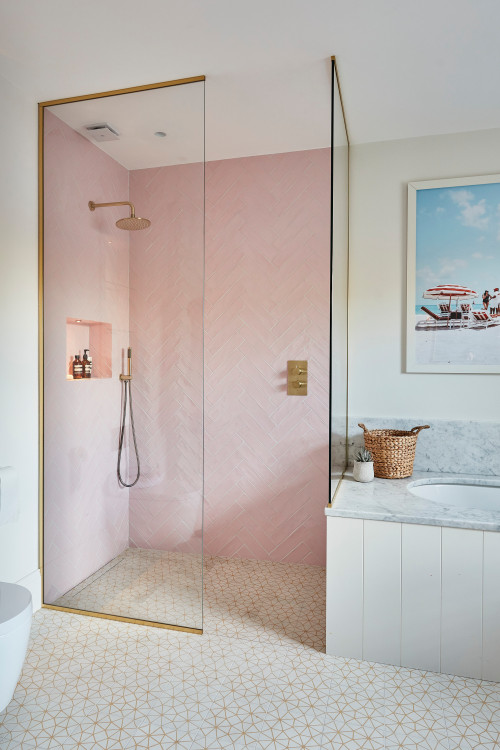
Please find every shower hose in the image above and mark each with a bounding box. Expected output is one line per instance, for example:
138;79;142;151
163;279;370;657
117;379;141;487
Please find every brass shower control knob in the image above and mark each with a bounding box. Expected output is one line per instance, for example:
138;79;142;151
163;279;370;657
287;361;308;396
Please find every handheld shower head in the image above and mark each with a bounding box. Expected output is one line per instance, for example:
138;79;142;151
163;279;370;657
88;200;151;231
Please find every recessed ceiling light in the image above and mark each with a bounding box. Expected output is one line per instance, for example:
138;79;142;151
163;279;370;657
154;131;167;138
76;319;82;323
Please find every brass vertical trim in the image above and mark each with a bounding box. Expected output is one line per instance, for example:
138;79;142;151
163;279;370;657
328;60;334;499
38;103;45;600
327;467;347;509
329;57;350;504
201;78;206;630
332;59;351;471
38;76;205;629
345;95;351;471
331;58;350;147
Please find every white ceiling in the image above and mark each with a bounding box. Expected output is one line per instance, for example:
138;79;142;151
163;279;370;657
1;0;500;157
48;83;205;169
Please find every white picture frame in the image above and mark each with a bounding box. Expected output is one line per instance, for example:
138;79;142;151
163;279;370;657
407;173;500;373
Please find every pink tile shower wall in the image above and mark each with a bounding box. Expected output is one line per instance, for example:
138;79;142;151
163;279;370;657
204;150;331;566
128;164;204;553
128;150;330;566
44;117;329;597
43;111;130;601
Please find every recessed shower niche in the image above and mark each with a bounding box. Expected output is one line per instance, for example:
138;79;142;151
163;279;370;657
66;318;112;379
40;77;205;631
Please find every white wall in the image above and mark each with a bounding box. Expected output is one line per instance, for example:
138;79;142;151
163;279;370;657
349;127;500;421
0;74;40;605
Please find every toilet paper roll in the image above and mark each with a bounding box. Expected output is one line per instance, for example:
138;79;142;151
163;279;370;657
0;467;18;525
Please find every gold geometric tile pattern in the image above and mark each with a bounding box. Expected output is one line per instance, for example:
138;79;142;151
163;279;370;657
53;548;203;629
2;556;500;749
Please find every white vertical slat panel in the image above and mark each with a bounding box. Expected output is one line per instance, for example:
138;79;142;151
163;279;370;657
441;527;483;679
363;520;401;666
483;531;500;682
326;516;363;658
401;524;441;672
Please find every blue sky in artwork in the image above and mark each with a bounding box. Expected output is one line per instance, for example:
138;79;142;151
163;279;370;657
416;183;500;304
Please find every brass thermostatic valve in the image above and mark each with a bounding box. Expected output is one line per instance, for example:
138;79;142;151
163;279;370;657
287;360;308;395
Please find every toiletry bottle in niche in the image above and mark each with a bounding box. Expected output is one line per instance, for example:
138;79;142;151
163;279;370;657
83;349;92;378
72;354;83;379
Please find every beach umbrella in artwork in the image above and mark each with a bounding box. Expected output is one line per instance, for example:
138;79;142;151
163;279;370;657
423;285;477;310
423;285;477;301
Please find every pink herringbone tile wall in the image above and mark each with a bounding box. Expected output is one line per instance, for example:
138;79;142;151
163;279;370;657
43;111;130;601
127;149;330;566
44;139;329;584
128;164;204;553
204;150;331;566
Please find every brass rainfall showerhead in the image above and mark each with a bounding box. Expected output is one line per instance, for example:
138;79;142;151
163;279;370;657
88;200;151;231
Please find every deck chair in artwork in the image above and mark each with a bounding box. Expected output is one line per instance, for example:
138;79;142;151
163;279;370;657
460;303;471;327
471;310;493;328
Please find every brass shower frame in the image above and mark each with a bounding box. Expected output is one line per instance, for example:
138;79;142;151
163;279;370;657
38;75;205;634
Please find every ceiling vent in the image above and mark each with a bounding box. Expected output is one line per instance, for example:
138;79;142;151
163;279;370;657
85;123;120;142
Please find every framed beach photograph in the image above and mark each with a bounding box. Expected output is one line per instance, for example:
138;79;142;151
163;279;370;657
407;174;500;373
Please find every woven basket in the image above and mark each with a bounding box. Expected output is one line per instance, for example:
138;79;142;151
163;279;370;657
358;423;430;479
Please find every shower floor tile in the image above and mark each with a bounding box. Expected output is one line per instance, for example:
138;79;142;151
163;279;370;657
2;556;500;749
52;548;203;629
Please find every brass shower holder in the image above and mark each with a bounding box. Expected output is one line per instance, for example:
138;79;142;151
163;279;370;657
287;360;308;396
120;346;133;381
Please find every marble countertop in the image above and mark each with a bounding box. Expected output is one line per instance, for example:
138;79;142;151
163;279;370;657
325;471;500;531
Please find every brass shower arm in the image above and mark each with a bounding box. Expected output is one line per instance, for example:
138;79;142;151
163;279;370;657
89;200;137;218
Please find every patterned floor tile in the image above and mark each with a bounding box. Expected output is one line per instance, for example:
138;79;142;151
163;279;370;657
445;718;500;748
2;554;500;750
321;722;385;750
257;713;326;750
189;709;267;749
384;724;450;750
53;548;203;629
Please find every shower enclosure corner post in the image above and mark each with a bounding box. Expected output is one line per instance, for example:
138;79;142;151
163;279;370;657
201;75;206;628
37;101;45;604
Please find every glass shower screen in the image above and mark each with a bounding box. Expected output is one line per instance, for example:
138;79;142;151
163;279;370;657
40;78;205;632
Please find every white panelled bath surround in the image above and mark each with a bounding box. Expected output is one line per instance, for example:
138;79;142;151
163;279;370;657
326;473;500;681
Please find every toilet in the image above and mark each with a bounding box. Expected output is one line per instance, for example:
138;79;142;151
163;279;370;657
0;582;32;713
